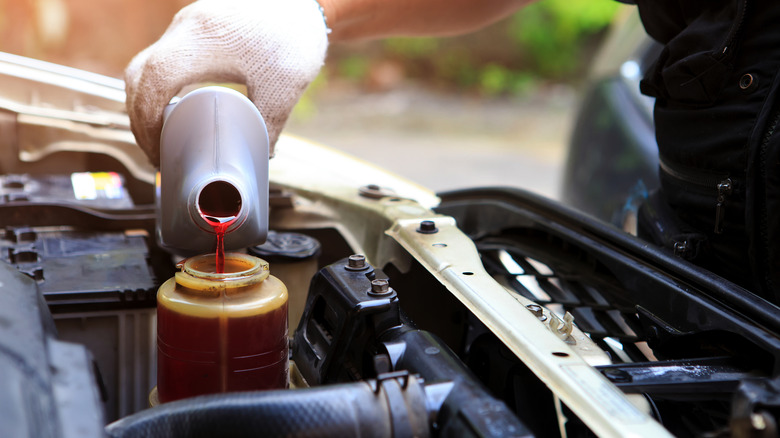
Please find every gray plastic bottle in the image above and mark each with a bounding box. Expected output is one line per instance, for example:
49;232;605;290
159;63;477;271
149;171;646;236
157;86;269;254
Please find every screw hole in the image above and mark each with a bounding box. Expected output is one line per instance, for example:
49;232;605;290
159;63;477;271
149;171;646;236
552;352;569;358
432;243;447;248
462;271;474;276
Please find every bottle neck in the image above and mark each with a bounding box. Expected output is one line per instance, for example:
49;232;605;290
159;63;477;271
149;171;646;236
175;253;269;291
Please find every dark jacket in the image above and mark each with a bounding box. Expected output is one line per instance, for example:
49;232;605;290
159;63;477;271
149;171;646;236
632;0;780;301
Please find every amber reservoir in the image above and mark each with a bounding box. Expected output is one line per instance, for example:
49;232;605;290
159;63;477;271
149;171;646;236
156;253;288;403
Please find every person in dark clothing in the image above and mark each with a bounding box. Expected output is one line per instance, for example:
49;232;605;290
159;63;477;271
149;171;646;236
632;0;780;301
125;0;779;302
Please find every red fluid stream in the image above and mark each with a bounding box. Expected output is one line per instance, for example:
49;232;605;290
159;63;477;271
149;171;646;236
201;215;238;273
197;181;242;273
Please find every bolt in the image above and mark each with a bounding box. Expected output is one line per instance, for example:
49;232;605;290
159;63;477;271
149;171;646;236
526;304;547;321
370;278;391;295
346;254;368;270
358;184;395;199
417;220;438;234
348;254;365;268
526;304;543;317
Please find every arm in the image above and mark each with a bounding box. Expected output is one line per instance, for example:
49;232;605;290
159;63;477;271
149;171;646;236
125;0;536;164
320;0;535;42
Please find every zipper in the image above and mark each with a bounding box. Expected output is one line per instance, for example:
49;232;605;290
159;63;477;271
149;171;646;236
719;0;749;59
715;179;733;234
658;158;734;234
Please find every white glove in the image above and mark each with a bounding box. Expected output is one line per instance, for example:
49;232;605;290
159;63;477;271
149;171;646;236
125;0;329;165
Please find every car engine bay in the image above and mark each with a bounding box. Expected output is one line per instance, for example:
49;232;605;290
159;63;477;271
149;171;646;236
2;52;780;438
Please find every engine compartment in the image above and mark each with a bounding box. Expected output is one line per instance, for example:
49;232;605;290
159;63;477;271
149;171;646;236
3;52;780;438
0;170;533;437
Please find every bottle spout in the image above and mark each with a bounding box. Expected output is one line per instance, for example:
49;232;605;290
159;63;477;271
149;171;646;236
197;180;242;224
156;86;270;254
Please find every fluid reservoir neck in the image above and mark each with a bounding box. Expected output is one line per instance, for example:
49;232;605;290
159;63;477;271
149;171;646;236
175;253;270;291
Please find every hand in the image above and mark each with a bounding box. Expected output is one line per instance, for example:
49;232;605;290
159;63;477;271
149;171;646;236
125;0;329;165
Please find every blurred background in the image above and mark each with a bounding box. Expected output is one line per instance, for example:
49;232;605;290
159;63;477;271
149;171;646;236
0;0;627;199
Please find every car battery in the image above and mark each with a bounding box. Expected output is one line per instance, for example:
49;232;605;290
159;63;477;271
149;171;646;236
1;225;159;421
1;173;160;421
2;226;156;310
1;172;135;209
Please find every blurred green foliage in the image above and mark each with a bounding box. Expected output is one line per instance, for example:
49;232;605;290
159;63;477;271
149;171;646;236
294;0;621;118
337;55;371;80
384;37;440;58
478;64;536;97
508;0;621;76
326;0;621;96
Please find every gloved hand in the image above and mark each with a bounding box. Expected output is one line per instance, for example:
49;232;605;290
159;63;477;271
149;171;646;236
125;0;329;165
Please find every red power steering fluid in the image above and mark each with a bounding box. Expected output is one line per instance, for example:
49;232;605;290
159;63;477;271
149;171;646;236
156;253;289;403
196;179;241;273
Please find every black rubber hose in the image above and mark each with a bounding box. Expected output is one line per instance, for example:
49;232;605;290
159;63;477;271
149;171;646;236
106;379;426;438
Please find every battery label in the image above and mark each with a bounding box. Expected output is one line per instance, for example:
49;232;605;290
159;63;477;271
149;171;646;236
71;172;124;200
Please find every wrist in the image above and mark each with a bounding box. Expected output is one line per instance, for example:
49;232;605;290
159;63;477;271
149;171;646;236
315;0;345;40
312;0;332;35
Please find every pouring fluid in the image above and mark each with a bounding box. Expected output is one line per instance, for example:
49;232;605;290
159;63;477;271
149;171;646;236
155;87;282;403
201;216;237;274
197;180;242;273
